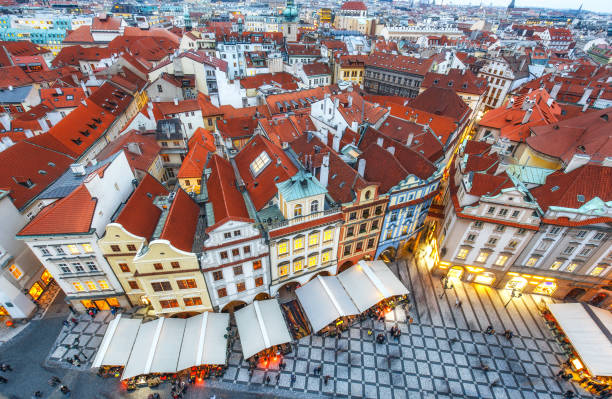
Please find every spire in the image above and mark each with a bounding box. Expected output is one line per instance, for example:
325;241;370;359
507;0;515;9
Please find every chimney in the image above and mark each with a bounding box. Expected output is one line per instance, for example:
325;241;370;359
578;87;593;105
70;163;86;176
320;153;330;187
376;137;384;147
565;153;590;174
506;98;514;109
549;83;561;99
387;146;395;155
332;134;340;152
602;157;612;168
406;133;414;147
8;85;13;91
521;108;533;124
347;95;353;108
126;142;142;155
357;158;366;177
173;98;179;106
333;97;339;109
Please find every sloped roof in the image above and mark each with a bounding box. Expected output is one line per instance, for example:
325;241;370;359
217;116;259;140
375;116;444;162
177;139;212;179
40;87;87;109
340;1;367;10
155;99;201;116
409;87;470;122
159;188;200;252
365;52;432;76
0;65;33;89
114;174;168;240
303;63;331;77
206;154;251;230
240;72;299;91
18;185;96;236
422;69;488;96
276;170;327;202
357;144;409;193
52;46;113;68
63;26;94;44
259;117;302;146
95;130;161;175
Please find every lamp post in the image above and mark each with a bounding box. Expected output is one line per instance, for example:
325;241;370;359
439;275;454;299
504;288;522;308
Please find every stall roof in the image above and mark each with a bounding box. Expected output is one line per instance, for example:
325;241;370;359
337;260;409;313
149;318;185;374
122;318;160;380
92;315;142;368
296;275;359;333
177;312;230;371
548;303;612;377
234;299;292;359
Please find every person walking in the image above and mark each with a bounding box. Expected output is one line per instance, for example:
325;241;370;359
62;320;70;328
68;304;77;315
290;375;296;384
324;375;330;385
564;390;575;399
0;375;7;383
1;363;12;371
455;298;462;307
485;325;495;335
265;375;271;384
60;385;70;396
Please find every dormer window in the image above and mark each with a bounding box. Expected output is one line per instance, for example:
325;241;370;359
310;200;319;213
294;204;303;217
250;151;271;176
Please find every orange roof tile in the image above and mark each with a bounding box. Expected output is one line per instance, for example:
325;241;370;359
0;65;33;89
95;130;161;175
160;188;200;252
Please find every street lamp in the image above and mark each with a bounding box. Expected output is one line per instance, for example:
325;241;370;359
439;275;454;299
504;288;522;308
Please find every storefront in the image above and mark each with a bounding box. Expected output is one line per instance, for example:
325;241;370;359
503;272;557;296
473;271;496;286
533;280;557;296
28;269;54;301
80;297;121;311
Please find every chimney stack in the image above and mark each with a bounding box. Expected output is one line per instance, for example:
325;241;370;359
521;108;533;124
332;134;340;152
348;95;353;108
173;98;179;106
320;153;330;188
406;133;414;147
357;158;366;177
387;146;395;155
376;137;384;147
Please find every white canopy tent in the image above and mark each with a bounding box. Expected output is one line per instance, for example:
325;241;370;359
548;303;612;377
92;314;142;368
234;299;292;359
177;312;230;371
295;275;359;333
337;260;409;313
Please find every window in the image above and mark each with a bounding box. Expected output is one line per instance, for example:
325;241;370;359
160;299;179;309
72;282;84;292
294;204;303;217
385;230;393;240
217;288;227;298
81;244;93;253
54;246;65;255
498;209;508;217
579;248;591;256
250;151;271;176
184;297;202;306
390;213;398;222
576;230;587;238
8;264;22;280
321;251;331;263
308;254;318;268
72;263;84;272
177;279;197;289
233;265;243;276
253;260;262;270
310;200;319;213
473;221;484;228
128;281;139;289
243;246;251;255
362;209;370;219
375;206;383;215
563;246;575;255
277;241;288;256
171;261;180;269
110;245;120;253
224;232;231;239
68;245;80;254
213;271;224;281
86;261;98;271
371;220;379;230
232;248;240;257
154;263;163;270
566;263;578;272
343;245;352;256
97;280;109;290
495;225;506;233
456;249;469;259
517;228;526;235
59;263;70;273
157;84;163;93
487;207;495;215
466;234;476;242
323;229;333;242
550;261;562;270
294;236;304;251
233;230;241;237
127;244;137;251
308;233;319;247
220;251;228;260
349;212;357;220
590;267;605;277
278;263;289;277
508;240;518;249
255;276;264;287
549;227;561;235
526;257;538;267
355;242;363;252
511;210;520;219
85;281;97;290
293;258;304;272
487;238;498;245
151;281;172;292
346;227;354;238
476;252;489;263
494;255;509;266
594;233;605;240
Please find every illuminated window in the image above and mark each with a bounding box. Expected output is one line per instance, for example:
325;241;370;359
177;279;197;289
456;249;469;260
475;252;489;263
321;251;331;263
294;258;304;272
159;299;179;308
590;267;605;276
85;281;97;290
278;263;289;276
98;280;110;290
277;241;288;256
237;282;246;292
72;282;84;292
184;297;202;306
308;254;318;268
8;264;22;280
250;151;271;176
294;236;304;251
81;244;93;253
550;261;562;270
217;288;227;298
309;232;319;246
566;263;578;272
128;281;139;289
494;255;509;266
526;257;538;267
253;260;262;270
323;229;333;242
294;204;303;217
255;277;264;287
67;245;80;254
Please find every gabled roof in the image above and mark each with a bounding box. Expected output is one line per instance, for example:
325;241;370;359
421;68;488;96
234;135;298;211
409;87;470;122
340;1;367;10
87;82;133;115
265;86;335;115
259;118;302;146
91;14;123;31
217;115;259;140
95;130;161;175
63;26;94;44
206;154;251;230
365;52;433;76
114;174;169;240
357;144;409;193
51;46;113;68
303;63;331;77
17;185;96;236
40;87;87;109
372;117;444;163
155;99;201;116
240;72;299;91
276;170;327;202
159;188;200;252
0;41;50;57
177;138;213;179
0;66;33;89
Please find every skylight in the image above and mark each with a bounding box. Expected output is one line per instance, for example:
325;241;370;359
250;151;271;177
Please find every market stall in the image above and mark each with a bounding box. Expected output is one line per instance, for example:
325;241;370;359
295;275;359;335
92;314;142;377
235;298;292;366
545;303;612;396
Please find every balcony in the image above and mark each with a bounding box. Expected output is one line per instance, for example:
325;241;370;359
268;207;342;231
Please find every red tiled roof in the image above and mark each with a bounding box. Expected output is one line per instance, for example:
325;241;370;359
18;185;96;236
27;66;82;86
52;45;112;68
114;173;168;240
409;87;470;122
198;93;222;117
91;14;122;31
205;154;251;232
95;130;161;175
374;116;444;162
217;116;259;140
265;86;334;115
240;72;299;91
63;26;94;44
365;52;433;76
463;140;492;155
0;40;50;57
259;118;302;146
468;172;513;197
234;135;298;210
303;63;331;77
340;1;367;10
0;66;33;89
122;27;181;46
40;87;86;109
155;99;201;117
159;188;200;252
108;35;178;62
286;44;320;57
87;82;133;115
321;40;348;53
421;69;488;95
177;139;213;179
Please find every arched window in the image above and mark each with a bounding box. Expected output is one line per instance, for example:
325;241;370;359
294;204;302;217
310;200;319;213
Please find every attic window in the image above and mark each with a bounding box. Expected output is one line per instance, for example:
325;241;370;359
38;170;47;175
433;79;439;84
146;193;152;198
15;178;34;188
250;151;271;177
551;185;560;192
577;195;585;202
448;81;453;87
48;162;55;167
72;138;83;145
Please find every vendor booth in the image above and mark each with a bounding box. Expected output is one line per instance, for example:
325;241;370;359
234;298;292;366
295;275;359;335
544;303;612;396
91;314;142;377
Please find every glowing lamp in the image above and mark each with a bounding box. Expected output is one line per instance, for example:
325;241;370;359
571;358;583;370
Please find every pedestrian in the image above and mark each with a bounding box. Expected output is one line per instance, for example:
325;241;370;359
73;354;81;362
557;369;566;377
504;330;513;339
60;385;70;396
485;325;495;335
265;375;271;384
367;329;373;336
480;362;490;372
489;378;499;387
110;307;117;316
68;304;77;315
562;373;572;381
324;375;330;385
62;320;70;328
275;373;280;383
408;316;414;324
455;298;462;307
290;375;296;384
33;391;43;398
70;317;78;326
564;390;575;399
0;363;12;371
280;361;286;370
